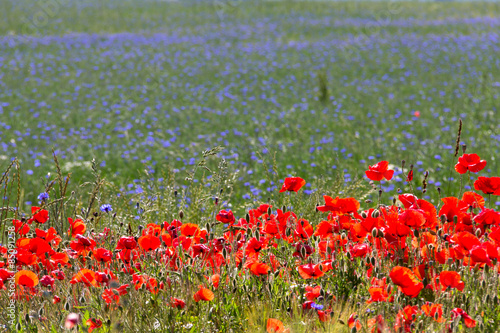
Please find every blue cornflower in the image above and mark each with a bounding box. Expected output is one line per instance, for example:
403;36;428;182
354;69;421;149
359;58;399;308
37;192;49;202
100;204;113;213
311;303;324;310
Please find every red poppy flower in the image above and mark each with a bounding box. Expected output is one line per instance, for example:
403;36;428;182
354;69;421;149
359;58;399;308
348;313;362;331
216;210;235;224
267;318;286;333
39;275;55;288
133;274;158;294
279;177;306;193
405;170;413;182
13;220;30;236
170;297;186;309
68;218;86;238
245;259;271;276
116;236;137;250
451;308;476;328
421;302;443;323
298;263;324;279
474;209;500;228
15;270;39;287
389;266;423;298
138;234;161;252
317;195;360;214
70;235;96;256
193;285;214;302
70;269;98;287
474;176;500;195
367;314;386;333
455;153;487;174
439;271;464;291
28;206;49;224
349;243;370;258
470;244;491;265
102;284;129;304
93;248;113;263
86;318;103;333
305;285;321;301
365;161;394;181
367;286;391;303
399;209;426;229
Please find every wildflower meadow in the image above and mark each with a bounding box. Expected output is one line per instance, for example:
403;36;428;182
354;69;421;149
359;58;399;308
1;0;500;332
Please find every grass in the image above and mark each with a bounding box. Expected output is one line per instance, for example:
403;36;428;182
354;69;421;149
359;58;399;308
0;0;499;209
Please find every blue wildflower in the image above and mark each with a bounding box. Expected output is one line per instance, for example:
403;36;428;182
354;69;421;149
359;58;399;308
100;204;113;213
37;192;49;202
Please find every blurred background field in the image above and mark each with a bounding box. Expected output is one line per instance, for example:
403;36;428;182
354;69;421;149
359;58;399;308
1;0;500;213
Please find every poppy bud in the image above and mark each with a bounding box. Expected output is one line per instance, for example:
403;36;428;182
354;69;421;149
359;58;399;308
315;204;319;213
453;215;458;224
346;252;351;260
25;313;31;323
282;205;286;212
401;160;406;168
361;211;367;219
476;229;481;237
437;187;441;195
39;307;44;316
365;256;371;265
494;295;498;304
65;301;71;311
370;257;376;266
174;190;178;197
371;210;380;218
341;233;346;240
245;213;250;223
371;228;378;238
413;229;420;238
267;207;272;216
214;197;219;205
16;323;22;331
179;211;184;219
462;144;466;153
378;229;384;238
481;280;486;288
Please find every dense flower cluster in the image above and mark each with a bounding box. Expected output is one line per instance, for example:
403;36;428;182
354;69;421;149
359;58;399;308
1;155;499;332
